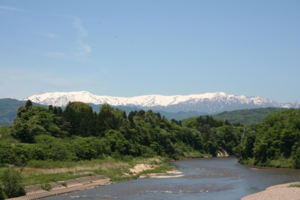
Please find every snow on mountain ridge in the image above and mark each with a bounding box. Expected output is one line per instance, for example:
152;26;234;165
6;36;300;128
23;91;283;108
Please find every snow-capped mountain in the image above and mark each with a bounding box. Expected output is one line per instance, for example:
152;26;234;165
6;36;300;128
23;91;300;113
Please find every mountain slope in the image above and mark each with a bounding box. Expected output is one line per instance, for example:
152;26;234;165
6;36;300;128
23;91;300;113
211;107;287;124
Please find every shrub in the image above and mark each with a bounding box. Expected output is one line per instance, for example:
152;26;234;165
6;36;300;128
0;167;26;198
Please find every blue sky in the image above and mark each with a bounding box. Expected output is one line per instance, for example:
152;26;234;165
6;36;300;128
0;0;299;102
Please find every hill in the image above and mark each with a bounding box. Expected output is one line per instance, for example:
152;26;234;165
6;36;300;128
0;99;46;126
211;107;287;124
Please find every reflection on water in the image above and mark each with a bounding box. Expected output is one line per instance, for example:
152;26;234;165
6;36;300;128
43;157;300;200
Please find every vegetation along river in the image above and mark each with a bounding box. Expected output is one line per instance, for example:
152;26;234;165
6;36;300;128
42;157;300;200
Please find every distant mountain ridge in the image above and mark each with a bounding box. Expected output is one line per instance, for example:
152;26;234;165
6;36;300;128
23;91;300;113
0;99;205;126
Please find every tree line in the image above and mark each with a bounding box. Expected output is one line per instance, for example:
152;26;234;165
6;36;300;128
0;100;243;167
1;100;299;169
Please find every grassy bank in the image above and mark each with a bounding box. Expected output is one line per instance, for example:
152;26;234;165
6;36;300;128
240;157;294;168
0;156;168;188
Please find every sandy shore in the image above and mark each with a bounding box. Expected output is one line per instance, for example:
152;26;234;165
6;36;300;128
129;164;183;178
241;182;300;200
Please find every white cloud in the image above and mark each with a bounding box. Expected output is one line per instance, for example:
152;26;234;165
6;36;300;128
0;5;30;12
76;40;92;57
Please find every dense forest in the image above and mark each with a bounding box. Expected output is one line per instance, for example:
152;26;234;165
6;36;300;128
234;108;300;168
0;100;242;167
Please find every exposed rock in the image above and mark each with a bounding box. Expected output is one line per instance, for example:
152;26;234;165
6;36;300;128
217;150;229;157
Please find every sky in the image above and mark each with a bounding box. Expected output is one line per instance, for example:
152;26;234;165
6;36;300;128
0;0;299;102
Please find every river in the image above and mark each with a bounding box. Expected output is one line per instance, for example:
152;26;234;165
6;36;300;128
43;157;300;200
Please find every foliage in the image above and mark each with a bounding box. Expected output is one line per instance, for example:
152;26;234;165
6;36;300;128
184;115;243;156
0;167;26;198
235;109;300;168
288;184;300;188
212;107;286;124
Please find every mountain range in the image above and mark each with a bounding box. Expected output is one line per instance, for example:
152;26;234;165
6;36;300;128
23;91;300;113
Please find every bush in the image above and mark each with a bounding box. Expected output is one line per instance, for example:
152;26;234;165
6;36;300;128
0;167;26;198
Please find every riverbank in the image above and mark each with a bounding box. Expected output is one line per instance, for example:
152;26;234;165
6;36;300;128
7;176;111;200
241;182;300;200
6;160;179;200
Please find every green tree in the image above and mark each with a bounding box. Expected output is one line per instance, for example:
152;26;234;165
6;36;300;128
294;147;300;169
48;105;53;111
57;107;63;116
53;106;58;115
25;100;32;110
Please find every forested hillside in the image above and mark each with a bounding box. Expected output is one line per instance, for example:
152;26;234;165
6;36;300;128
234;108;300;168
0;100;242;167
211;107;286;124
0;99;45;126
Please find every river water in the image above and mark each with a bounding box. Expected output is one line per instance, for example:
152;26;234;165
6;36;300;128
43;157;300;200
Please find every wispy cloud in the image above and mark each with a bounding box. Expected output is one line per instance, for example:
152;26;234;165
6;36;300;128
72;17;91;57
44;32;60;39
45;15;92;58
1;5;91;58
76;40;92;57
0;5;31;12
73;17;88;38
